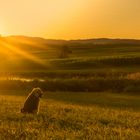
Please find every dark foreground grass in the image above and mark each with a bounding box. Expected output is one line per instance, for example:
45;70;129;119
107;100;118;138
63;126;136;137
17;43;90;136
0;91;140;140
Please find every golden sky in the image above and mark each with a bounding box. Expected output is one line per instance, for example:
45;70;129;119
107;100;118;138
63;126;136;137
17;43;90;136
0;0;140;39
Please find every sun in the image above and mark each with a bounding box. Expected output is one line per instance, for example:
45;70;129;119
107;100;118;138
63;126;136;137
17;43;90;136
0;23;7;36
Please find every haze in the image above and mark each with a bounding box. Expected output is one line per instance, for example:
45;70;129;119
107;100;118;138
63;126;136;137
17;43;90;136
0;0;140;39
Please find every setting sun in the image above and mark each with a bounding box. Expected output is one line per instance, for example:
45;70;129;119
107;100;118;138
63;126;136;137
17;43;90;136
0;23;7;36
0;0;140;139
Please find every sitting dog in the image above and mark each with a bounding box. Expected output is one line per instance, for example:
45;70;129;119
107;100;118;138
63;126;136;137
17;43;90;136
21;87;43;114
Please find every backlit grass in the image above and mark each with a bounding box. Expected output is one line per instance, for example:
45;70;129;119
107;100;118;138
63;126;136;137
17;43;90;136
0;91;140;140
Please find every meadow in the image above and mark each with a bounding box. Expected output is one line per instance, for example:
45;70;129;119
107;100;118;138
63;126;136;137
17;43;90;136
0;37;140;139
0;90;140;140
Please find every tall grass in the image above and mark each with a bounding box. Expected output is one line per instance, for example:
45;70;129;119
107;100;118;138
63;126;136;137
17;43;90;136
0;93;140;140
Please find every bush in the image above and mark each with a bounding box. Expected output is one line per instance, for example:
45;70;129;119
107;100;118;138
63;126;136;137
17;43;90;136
0;78;140;93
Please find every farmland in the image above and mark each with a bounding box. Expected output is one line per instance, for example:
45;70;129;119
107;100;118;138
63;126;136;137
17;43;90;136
0;37;140;139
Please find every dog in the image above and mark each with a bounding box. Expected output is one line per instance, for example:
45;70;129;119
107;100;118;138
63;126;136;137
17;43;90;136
21;87;43;114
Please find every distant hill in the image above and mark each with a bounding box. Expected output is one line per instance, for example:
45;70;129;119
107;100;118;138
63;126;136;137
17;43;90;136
1;35;140;46
0;35;140;71
69;38;140;45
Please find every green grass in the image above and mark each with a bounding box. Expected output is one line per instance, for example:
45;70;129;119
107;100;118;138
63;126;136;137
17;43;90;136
1;42;140;72
0;90;140;139
0;39;140;139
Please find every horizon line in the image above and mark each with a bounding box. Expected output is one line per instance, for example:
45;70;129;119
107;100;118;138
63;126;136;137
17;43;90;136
1;34;140;41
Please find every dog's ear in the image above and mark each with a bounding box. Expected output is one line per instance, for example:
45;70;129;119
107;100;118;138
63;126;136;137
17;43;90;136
32;87;43;98
34;92;40;98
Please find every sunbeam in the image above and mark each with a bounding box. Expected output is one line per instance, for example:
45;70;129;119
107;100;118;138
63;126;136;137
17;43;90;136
0;38;46;66
6;36;49;50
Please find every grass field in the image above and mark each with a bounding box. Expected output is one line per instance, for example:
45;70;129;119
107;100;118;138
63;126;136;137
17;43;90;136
0;38;140;139
1;38;140;72
0;90;140;140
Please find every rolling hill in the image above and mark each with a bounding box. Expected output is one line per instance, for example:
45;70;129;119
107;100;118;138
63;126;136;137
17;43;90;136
0;35;140;71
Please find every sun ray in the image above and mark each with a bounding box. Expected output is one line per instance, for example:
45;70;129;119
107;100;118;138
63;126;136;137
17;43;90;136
0;39;46;66
5;36;49;50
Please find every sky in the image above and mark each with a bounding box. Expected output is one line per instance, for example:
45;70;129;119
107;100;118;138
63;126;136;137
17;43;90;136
0;0;140;39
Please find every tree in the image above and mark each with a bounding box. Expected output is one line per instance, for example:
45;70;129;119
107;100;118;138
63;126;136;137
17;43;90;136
59;45;72;58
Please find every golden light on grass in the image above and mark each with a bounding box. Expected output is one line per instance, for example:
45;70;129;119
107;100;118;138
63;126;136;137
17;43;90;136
7;36;49;50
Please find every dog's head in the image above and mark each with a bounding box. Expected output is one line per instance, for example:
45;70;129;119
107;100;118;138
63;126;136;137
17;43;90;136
32;87;43;98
